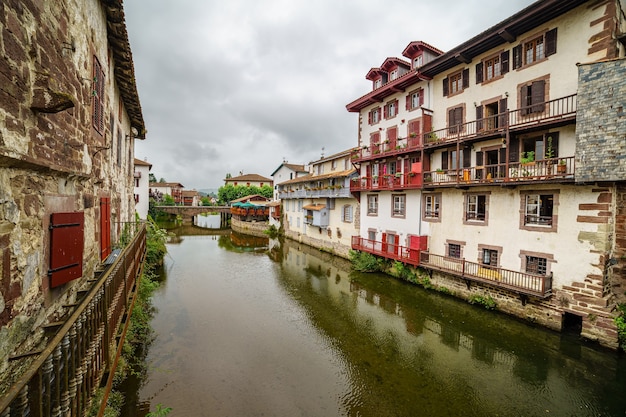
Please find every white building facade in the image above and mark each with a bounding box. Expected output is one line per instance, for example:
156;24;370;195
347;0;626;349
134;158;152;219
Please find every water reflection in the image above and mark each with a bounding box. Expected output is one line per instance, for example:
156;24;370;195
131;228;626;417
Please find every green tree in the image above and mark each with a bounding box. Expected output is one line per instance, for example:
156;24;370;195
162;194;175;205
149;173;157;183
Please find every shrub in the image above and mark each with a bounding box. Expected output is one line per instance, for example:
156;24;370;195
349;250;383;272
468;295;497;310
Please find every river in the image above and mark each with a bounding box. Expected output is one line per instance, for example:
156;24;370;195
124;215;626;416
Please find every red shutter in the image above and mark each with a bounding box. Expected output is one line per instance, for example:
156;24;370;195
419;89;424;106
100;197;111;261
405;95;410;110
368;111;372;125
49;212;84;288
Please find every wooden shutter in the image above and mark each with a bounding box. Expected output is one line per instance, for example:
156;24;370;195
501;50;510;74
441;151;449;170
462;148;471;168
531;80;546;112
512;45;522;69
475;62;483;84
476;105;484;131
405;95;411;110
49;212;84;288
100;197;111;261
509;136;520;162
443;77;449;96
545;28;557;56
419;89;424;106
498;98;508;127
368;111;372;124
499;148;507;164
383;105;388;119
462;68;469;89
476;151;484;166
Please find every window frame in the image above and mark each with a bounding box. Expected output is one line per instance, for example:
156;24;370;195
520;249;554;276
519;190;558;232
477;244;502;268
384;99;398;119
463;192;489;225
367;194;378;216
391;194;406;218
422;193;441;222
369;107;381;125
342;204;353;223
407;88;424;111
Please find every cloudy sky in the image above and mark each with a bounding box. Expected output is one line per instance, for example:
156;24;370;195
124;0;535;190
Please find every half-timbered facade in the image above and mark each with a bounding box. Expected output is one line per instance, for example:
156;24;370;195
347;0;626;348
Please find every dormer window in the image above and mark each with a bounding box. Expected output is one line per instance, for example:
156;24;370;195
390;69;398;81
413;55;423;68
374;79;382;89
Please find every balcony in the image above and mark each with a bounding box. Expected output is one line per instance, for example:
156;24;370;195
352;94;576;164
351;236;421;266
351;156;574;192
351;236;552;298
424;94;576;148
419;252;552;299
278;186;351;200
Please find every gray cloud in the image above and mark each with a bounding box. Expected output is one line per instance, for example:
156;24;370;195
126;0;535;189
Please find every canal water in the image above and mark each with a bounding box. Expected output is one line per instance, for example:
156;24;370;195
126;215;626;416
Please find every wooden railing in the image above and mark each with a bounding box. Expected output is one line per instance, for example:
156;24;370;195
0;223;147;417
351;94;576;163
419;252;552;298
351;236;421;266
350;156;574;192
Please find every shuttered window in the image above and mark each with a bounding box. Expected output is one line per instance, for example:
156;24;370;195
92;57;105;134
49;212;84;288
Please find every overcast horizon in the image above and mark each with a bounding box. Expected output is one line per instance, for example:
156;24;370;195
125;0;536;189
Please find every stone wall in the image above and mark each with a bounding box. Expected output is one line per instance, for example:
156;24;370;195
231;218;270;238
575;58;626;182
0;0;140;383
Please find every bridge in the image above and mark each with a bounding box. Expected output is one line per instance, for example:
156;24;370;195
158;205;232;224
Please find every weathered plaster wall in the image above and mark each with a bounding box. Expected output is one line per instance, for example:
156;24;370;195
0;0;138;381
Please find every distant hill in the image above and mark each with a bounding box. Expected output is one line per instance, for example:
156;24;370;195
197;188;219;196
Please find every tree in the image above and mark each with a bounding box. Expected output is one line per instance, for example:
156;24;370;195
149;173;157;183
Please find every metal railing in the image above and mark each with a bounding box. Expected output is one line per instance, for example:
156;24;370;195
0;224;147;417
351;236;421;266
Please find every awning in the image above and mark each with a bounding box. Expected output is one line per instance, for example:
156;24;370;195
303;204;326;211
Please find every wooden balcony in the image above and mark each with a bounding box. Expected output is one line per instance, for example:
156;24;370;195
419;252;552;299
351;236;421;266
424;94;576;148
351;94;576;163
351;236;552;298
350;156;574;192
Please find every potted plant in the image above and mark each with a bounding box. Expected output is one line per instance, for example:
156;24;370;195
521;151;535;165
557;159;567;174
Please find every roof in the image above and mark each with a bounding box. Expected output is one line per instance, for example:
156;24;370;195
270;163;307;177
303;204;326;211
150;182;184;188
346;0;589;113
102;1;146;139
266;200;281;207
230;194;270;203
182;190;199;197
225;174;273;183
133;158;152;168
310;147;359;165
279;168;357;186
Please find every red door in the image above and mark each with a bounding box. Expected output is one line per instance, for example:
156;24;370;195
100;197;111;261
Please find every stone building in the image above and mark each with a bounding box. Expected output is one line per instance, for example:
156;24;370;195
347;0;626;348
0;0;145;382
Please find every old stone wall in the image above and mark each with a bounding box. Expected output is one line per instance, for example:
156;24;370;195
231;218;270;238
575;58;626;182
0;0;139;383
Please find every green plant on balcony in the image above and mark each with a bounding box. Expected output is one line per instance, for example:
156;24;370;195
410;132;418;138
521;151;535;164
436;168;444;174
395;172;402;178
424;175;432;183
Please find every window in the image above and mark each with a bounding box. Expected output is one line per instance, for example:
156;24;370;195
367;194;378;215
368;229;377;242
465;194;488;223
392;194;406;217
407;88;424;110
413;55;423;68
476;51;509;84
342;205;353;222
443;69;469;96
448;243;461;259
525;256;547;275
423;193;441;220
384;100;398;119
512;28;557;69
448;106;464;134
374;79;382;89
390;69;398;80
482;248;498;266
369;107;381;124
92;57;105;133
524;194;553;226
331;160;337;170
520;79;546;115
